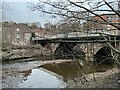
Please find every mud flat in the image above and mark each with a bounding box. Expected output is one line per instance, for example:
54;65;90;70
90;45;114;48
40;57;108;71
2;58;119;88
2;59;73;88
67;68;119;88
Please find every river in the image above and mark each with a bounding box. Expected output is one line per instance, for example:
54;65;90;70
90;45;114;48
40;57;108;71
2;59;114;88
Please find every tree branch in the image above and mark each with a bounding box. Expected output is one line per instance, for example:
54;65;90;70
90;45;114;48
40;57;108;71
103;0;120;17
68;0;120;30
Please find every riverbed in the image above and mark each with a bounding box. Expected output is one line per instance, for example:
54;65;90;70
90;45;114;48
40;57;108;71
2;60;70;88
2;59;119;88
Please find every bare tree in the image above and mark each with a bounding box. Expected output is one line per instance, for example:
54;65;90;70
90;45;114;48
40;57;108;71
28;0;119;28
27;0;120;85
28;0;119;50
28;0;120;64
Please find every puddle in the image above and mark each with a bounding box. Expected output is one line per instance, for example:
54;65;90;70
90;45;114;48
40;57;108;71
18;68;67;88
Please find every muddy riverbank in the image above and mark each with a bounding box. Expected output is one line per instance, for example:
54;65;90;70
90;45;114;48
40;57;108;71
67;68;119;88
2;59;119;88
2;60;73;88
40;61;119;88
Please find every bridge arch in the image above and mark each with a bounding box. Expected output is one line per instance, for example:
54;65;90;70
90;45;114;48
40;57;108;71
54;43;85;59
41;41;115;64
77;43;104;60
94;46;114;64
54;43;108;60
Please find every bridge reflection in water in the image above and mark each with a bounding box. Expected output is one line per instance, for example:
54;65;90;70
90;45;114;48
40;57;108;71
17;61;114;88
41;61;114;84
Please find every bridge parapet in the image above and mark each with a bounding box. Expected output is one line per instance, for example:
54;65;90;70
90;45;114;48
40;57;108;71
32;31;120;42
32;32;95;41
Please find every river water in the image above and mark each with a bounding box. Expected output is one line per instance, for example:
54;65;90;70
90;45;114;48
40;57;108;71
2;60;113;88
18;68;67;88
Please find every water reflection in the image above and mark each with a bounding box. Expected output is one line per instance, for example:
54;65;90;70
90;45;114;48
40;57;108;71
41;62;84;79
2;60;113;88
19;68;67;88
41;61;113;83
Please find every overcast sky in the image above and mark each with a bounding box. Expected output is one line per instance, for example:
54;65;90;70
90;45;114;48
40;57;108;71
2;0;118;27
2;0;61;27
2;0;86;26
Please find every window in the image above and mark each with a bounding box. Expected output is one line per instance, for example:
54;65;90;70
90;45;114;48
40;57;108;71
16;28;20;39
16;28;19;32
107;17;113;22
16;34;20;39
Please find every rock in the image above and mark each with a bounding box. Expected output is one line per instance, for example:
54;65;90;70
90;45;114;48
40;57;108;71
23;78;27;81
2;81;5;83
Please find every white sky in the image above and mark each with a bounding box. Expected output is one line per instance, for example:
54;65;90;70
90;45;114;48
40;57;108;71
3;0;40;2
3;0;86;2
2;0;86;26
2;0;117;27
2;0;62;27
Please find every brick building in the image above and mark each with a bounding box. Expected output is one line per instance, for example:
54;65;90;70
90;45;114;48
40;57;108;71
83;14;119;35
2;22;33;45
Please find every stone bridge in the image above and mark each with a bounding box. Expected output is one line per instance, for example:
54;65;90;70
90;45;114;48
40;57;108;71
31;32;120;63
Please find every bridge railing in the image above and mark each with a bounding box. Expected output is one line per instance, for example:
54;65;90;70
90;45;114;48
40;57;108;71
31;30;120;41
87;29;120;36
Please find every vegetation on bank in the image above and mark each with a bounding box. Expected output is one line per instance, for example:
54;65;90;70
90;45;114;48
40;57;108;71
2;45;53;61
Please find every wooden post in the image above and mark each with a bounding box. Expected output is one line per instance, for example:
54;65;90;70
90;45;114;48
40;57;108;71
118;41;120;61
91;42;94;61
37;40;39;44
109;35;111;44
114;36;117;48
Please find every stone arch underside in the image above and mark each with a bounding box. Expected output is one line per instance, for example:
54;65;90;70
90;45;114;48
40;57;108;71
54;42;114;64
80;43;114;63
54;43;85;59
94;46;114;64
79;43;104;55
54;43;107;60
